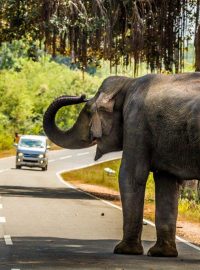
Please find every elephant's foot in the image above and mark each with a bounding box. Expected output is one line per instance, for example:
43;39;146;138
114;240;143;255
147;241;178;257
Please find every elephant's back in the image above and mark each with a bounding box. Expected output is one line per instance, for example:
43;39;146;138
143;74;200;179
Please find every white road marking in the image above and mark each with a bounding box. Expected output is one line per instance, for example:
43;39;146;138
49;159;56;163
176;235;200;251
0;169;10;173
0;217;6;223
11;269;20;270
0;204;3;209
59;155;72;160
56;158;200;253
4;235;13;245
77;152;89;156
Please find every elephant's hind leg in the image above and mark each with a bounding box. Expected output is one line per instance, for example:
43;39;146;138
148;171;179;257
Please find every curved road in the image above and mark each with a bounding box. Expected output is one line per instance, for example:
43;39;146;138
0;147;199;270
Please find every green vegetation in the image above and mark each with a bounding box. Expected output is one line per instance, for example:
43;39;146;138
0;41;101;150
179;199;200;222
62;159;200;223
62;160;121;191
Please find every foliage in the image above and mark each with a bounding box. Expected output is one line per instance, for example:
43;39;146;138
0;55;101;150
180;186;199;202
179;198;200;223
0;40;45;70
0;0;199;74
0;112;13;150
53;55;100;75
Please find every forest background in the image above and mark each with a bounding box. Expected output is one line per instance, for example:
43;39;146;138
0;0;199;150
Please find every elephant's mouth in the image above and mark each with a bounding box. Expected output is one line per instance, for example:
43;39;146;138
80;137;97;147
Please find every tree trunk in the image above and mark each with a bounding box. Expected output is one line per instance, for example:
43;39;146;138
181;180;199;201
52;27;57;58
195;25;200;71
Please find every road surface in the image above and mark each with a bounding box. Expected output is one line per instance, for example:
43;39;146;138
0;147;199;270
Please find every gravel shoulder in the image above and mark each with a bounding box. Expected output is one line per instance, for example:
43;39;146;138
68;181;200;247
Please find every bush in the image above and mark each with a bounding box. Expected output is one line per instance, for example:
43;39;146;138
179;198;200;222
0;133;13;150
0;40;45;71
0;50;102;150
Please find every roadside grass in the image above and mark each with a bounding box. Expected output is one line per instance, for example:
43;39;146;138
62;159;200;224
62;159;121;191
178;199;200;222
0;148;15;158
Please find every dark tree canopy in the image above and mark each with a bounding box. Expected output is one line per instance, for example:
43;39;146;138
0;0;199;74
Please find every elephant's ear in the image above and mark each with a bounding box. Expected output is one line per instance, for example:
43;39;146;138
91;86;122;137
91;77;129;138
95;85;122;112
90;110;102;138
90;109;113;138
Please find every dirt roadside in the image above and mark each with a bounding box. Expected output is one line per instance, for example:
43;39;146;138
68;181;200;247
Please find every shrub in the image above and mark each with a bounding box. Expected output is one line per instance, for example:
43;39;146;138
0;55;102;150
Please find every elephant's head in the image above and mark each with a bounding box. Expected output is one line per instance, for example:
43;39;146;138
43;76;133;160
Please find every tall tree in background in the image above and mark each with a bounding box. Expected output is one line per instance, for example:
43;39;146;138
195;25;200;71
195;0;200;71
0;0;199;74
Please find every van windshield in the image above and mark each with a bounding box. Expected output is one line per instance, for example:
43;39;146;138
19;139;45;148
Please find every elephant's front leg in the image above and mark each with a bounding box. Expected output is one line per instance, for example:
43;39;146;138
148;171;179;257
114;156;149;255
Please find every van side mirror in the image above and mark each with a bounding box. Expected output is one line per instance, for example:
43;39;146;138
13;143;18;147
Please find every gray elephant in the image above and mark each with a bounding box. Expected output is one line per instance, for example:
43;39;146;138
43;72;200;257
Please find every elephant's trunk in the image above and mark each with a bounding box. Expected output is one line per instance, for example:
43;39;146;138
43;95;91;149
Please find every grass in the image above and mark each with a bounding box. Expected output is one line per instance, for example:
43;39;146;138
62;159;200;224
0;148;16;158
178;199;200;223
62;159;121;191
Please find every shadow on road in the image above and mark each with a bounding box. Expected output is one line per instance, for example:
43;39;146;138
0;183;120;201
0;185;96;200
0;237;199;270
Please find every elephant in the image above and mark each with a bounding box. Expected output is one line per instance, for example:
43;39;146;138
43;72;200;257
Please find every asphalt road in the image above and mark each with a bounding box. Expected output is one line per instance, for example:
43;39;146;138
0;147;199;270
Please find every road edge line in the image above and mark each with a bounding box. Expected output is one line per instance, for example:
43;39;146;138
4;235;13;245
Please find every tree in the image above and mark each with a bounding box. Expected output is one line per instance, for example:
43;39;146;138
0;0;199;74
195;24;200;71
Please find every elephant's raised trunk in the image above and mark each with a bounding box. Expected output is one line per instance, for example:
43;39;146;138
43;95;92;149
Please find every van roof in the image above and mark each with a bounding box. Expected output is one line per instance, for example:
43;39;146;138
20;135;47;141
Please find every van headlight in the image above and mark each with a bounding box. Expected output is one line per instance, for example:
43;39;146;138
18;152;23;157
39;154;44;158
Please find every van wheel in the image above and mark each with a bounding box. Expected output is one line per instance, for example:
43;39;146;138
16;165;21;169
42;165;48;171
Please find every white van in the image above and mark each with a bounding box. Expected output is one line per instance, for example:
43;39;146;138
15;135;49;171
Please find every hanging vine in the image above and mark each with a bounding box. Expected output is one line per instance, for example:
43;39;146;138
0;0;199;74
